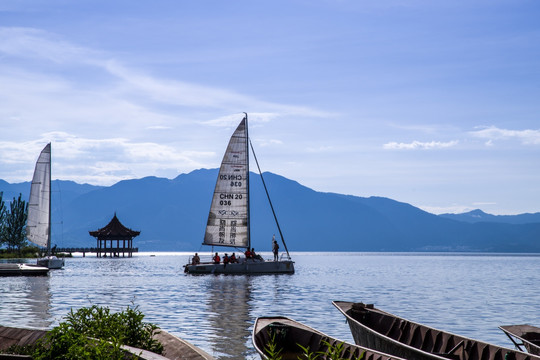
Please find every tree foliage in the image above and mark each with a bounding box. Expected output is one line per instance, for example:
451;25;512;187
2;194;28;253
0;192;6;246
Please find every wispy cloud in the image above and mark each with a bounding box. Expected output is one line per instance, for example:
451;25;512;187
0;27;96;63
383;140;459;150
471;126;540;145
0;26;330;123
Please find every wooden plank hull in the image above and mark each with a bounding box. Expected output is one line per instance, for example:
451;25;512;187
184;260;294;275
0;326;214;360
333;301;540;360
252;316;406;360
500;325;540;355
0;326;47;351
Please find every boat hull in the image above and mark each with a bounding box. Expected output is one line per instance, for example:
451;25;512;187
37;256;64;269
500;325;540;355
0;325;214;360
0;263;49;276
184;260;294;275
333;301;540;360
253;316;406;360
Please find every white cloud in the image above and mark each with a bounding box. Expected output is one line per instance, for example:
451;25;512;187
0;133;214;185
471;126;540;145
383;140;459;150
418;204;474;215
256;139;284;147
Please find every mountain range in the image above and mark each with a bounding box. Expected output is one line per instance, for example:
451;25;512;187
1;169;539;253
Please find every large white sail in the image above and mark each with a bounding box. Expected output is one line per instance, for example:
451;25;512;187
27;143;51;249
204;118;249;248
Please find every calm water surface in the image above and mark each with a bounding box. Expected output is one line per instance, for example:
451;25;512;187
1;252;539;359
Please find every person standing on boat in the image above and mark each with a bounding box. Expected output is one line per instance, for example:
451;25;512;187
272;235;279;261
213;252;220;264
192;253;200;265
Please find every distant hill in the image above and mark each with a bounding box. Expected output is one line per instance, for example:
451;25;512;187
439;209;540;224
1;170;539;252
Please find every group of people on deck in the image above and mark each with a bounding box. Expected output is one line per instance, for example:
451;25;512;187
213;252;240;265
190;234;280;265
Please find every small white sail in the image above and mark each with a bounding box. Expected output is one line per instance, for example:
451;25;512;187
27;143;51;249
204;118;249;248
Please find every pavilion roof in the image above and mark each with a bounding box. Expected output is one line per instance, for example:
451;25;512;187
89;214;140;240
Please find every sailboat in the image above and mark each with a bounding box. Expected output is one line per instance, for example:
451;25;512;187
184;113;294;275
27;143;64;269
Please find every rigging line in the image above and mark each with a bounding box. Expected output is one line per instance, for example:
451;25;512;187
248;139;291;260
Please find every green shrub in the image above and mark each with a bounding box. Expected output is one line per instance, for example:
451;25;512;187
8;305;163;360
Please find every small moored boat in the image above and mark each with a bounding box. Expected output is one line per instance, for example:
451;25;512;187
333;301;540;360
0;263;49;276
252;316;406;360
500;325;540;355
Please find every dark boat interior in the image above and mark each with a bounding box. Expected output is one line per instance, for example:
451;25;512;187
253;317;402;360
346;303;536;360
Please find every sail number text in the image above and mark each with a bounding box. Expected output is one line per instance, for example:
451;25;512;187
219;193;243;206
219;174;243;187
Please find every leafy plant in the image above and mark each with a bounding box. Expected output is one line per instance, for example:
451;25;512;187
297;340;365;360
7;305;163;360
264;331;283;360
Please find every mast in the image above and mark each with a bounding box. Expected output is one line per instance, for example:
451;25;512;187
244;112;250;250
47;143;52;255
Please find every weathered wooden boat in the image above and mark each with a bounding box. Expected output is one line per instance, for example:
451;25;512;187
252;316;407;360
0;263;49;276
184;113;294;275
0;325;214;360
500;325;540;355
333;301;540;360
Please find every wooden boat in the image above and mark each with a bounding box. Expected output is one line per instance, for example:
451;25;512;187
0;263;49;276
500;325;540;355
184;113;294;275
333;301;540;360
252;316;407;360
0;325;214;360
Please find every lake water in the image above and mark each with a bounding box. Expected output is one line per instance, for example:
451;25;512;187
1;252;539;359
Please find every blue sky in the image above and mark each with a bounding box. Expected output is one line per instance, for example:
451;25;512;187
1;0;539;215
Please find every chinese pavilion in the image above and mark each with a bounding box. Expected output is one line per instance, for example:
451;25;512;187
89;214;140;258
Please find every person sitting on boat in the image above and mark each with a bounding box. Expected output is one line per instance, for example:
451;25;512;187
213;252;220;264
230;253;237;263
244;249;252;259
223;253;230;266
251;248;263;261
192;253;200;265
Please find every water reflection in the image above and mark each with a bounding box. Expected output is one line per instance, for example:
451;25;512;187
0;273;52;329
206;275;253;359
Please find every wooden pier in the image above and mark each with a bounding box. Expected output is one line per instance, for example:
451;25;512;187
55;247;139;257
